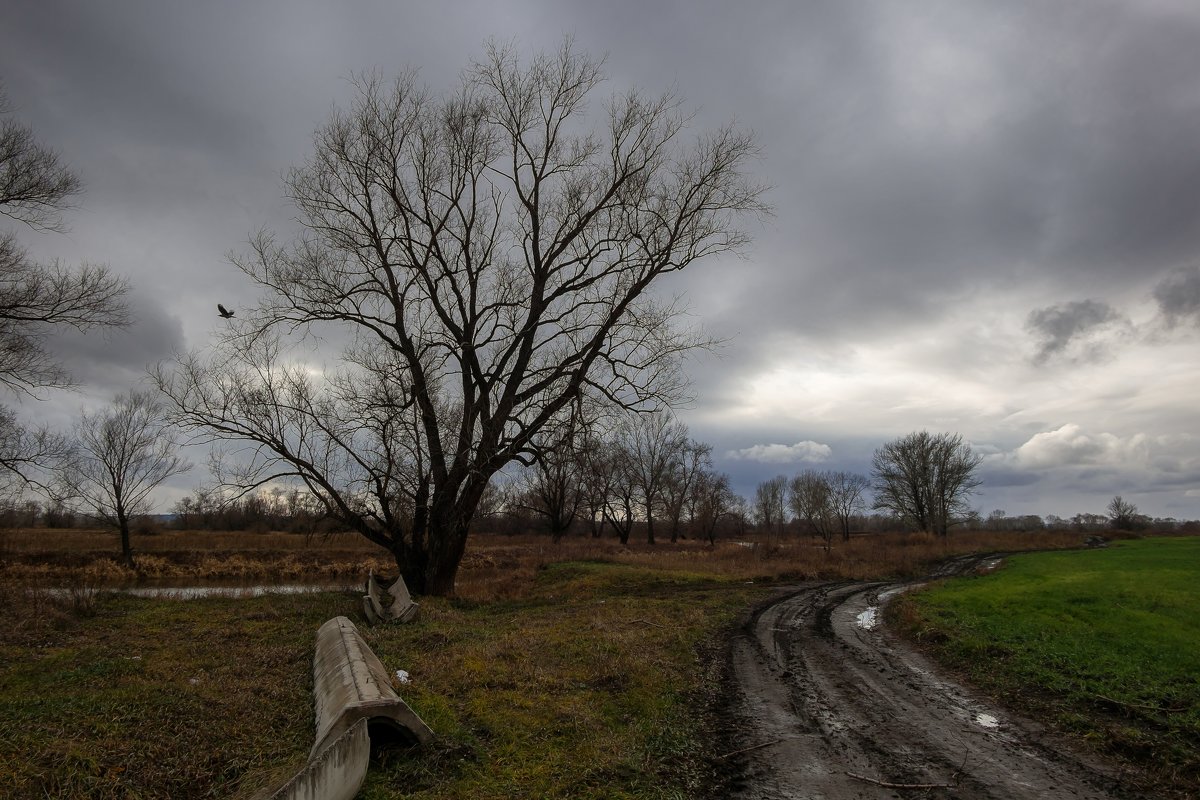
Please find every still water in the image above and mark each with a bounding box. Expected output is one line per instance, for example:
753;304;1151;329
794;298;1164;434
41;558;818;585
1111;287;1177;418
54;581;356;600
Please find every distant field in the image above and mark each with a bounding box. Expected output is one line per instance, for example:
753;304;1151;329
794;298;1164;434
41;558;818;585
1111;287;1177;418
0;527;1093;591
894;537;1200;796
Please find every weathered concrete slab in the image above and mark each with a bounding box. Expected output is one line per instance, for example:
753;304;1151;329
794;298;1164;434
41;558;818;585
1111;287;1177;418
310;615;433;760
362;572;419;624
267;718;369;800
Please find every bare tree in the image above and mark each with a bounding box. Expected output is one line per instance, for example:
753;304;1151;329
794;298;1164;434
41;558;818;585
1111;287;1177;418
692;469;734;545
0;405;69;494
156;43;765;594
509;413;587;542
622;410;689;545
789;469;835;550
63;391;191;565
599;436;640;546
1107;495;1139;531
661;438;712;543
0;86;129;489
579;430;616;539
872;431;982;537
754;474;788;544
825;470;870;542
0;88;81;232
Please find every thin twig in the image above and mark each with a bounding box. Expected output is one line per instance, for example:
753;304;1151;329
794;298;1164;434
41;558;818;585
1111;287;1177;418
951;748;969;783
844;771;955;790
627;618;668;628
1095;693;1186;714
716;738;789;759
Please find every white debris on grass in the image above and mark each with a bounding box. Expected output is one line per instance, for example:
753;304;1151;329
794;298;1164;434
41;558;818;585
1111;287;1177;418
395;670;411;684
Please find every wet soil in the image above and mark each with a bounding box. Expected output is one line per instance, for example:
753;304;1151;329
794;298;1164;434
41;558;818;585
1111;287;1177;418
718;554;1132;799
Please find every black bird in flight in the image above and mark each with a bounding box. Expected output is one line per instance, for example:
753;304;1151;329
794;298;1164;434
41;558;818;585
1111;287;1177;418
217;304;235;319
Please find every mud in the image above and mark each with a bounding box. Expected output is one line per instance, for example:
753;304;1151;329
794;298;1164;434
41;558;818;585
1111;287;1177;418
721;554;1129;799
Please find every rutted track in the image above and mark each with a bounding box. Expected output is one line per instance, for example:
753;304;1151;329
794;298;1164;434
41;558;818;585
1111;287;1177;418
725;555;1125;799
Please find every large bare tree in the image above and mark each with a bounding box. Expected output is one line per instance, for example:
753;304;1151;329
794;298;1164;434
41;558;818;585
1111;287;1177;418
0;86;129;488
156;43;766;594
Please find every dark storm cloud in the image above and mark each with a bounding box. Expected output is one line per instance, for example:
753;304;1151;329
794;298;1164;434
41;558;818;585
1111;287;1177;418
1153;267;1200;327
46;288;186;395
1025;299;1126;364
673;0;1200;353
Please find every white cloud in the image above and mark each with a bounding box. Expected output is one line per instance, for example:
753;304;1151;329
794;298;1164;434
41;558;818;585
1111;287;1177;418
1006;424;1149;469
727;440;832;464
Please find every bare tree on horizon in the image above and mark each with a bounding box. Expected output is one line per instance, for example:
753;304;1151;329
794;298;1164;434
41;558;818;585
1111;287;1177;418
61;391;191;566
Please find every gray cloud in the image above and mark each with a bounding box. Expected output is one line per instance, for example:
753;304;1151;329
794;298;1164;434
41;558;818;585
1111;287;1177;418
1153;267;1200;326
1025;300;1128;364
46;287;187;396
4;1;1200;518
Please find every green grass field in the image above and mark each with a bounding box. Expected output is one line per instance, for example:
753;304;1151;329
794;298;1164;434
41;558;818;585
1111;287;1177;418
0;563;761;799
894;537;1200;794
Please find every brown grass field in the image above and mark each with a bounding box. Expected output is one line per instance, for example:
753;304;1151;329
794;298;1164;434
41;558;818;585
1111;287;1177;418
0;526;1153;799
0;526;1096;598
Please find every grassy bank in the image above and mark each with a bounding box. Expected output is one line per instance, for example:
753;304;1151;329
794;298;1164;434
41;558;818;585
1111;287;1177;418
891;537;1200;797
0;527;1116;798
0;562;761;799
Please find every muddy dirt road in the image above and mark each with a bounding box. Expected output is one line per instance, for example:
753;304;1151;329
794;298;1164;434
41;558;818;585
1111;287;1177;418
724;555;1126;799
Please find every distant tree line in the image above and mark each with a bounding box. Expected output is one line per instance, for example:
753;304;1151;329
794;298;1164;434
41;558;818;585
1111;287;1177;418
4;417;1191;549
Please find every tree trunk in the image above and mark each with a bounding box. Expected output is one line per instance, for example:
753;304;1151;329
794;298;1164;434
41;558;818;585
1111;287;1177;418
385;485;480;596
393;520;469;596
117;511;134;568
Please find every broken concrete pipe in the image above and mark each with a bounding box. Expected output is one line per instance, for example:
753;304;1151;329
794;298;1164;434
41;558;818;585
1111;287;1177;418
267;615;433;799
362;572;420;624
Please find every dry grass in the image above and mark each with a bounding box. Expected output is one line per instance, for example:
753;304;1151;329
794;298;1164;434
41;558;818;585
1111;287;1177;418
0;526;1134;799
450;528;1093;601
0;527;381;554
0;527;1100;598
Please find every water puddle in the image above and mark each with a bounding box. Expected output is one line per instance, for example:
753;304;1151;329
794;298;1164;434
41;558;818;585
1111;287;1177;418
54;583;353;600
856;607;878;629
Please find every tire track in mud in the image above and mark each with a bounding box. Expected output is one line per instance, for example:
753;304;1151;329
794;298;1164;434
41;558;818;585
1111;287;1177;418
725;555;1126;799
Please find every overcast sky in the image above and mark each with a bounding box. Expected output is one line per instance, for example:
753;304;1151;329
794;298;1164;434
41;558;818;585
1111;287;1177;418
4;0;1200;520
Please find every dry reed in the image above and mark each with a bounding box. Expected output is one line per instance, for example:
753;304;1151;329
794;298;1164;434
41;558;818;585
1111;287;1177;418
0;526;1102;601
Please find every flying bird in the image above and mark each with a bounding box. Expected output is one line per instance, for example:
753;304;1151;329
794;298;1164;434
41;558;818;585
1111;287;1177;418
217;304;235;319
